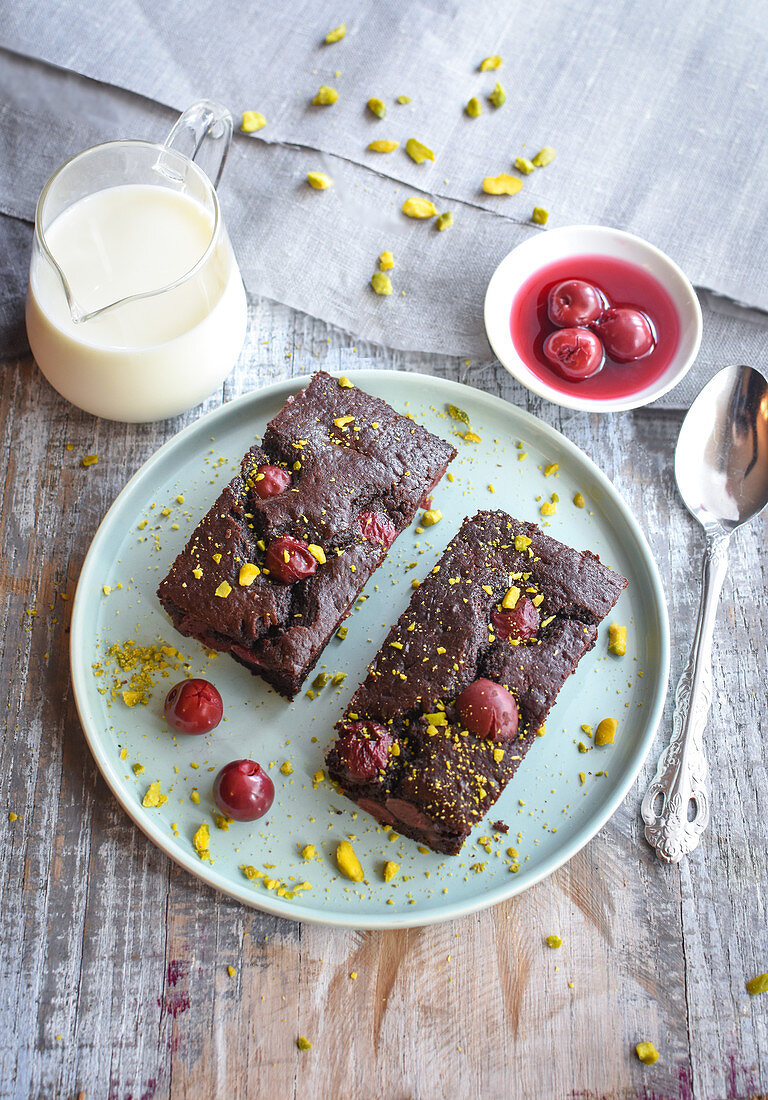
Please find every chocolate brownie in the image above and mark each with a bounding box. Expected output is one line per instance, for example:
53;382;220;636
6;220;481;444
326;509;628;854
157;372;456;698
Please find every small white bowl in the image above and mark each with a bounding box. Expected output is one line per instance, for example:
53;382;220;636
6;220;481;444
484;225;703;413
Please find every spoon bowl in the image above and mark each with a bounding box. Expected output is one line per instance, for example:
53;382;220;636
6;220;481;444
643;364;768;863
675;364;768;532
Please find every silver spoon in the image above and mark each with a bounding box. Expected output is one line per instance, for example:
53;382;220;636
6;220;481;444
642;364;768;863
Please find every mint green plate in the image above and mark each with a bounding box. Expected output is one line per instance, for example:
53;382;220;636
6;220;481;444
70;371;669;928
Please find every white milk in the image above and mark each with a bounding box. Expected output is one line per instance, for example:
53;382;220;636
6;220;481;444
26;184;247;421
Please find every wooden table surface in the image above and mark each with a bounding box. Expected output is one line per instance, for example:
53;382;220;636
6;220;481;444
2;299;767;1100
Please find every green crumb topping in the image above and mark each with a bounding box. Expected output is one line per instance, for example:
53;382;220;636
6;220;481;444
635;1042;659;1065
371;272;393;295
747;973;768;995
488;82;506;107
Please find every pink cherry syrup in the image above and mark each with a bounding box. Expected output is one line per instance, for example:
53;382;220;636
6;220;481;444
510;255;680;400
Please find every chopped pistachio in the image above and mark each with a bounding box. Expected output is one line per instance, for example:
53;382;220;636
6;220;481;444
297;1036;312;1051
383;860;399;882
378;250;395;270
238;562;260;586
402;197;437;219
371;272;393;295
436;211;453;231
336;625;348;640
543;462;559;476
301;844;316;860
421;508;442;526
540;500;556;516
532;206;549;225
405;138;435;164
336;840;364;882
635;1042;659;1065
367;97;387;119
746;973;768;995
545;934;562;949
368;139;399;153
241;111;267;133
81;454;98;467
515;156;536;175
608;623;627;656
396;94;411;104
308;543;327;564
514;535;532;551
488;81;506;107
214;581;232;598
532;146;556;167
338;376;353;388
280;761;293;775
325;23;346;43
192;823;210;859
463;430;482;443
312;672;330;690
307;171;333;190
573;491;586;508
479;55;502;71
482;173;523;196
501;585;521;609
465;97;482;118
312;86;338;106
595;717;618;745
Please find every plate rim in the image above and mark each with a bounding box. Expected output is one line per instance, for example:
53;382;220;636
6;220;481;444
70;369;670;929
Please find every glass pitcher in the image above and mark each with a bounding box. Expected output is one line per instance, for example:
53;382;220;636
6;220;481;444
26;100;247;423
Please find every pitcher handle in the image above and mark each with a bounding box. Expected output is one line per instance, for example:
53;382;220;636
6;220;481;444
163;99;233;189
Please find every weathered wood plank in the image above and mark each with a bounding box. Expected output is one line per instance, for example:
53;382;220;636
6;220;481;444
1;294;766;1100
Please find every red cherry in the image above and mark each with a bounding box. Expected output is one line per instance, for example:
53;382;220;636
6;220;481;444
491;597;541;643
357;510;397;549
252;464;291;499
213;759;275;822
543;327;604;381
456;678;519;742
164;678;223;734
335;720;392;780
264;535;318;583
548;280;606;327
591;307;656;362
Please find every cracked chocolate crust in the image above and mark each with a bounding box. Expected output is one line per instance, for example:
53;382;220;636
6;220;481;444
157;372;456;698
326;509;628;854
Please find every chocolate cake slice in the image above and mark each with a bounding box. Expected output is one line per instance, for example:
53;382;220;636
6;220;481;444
157;372;456;698
326;509;628;854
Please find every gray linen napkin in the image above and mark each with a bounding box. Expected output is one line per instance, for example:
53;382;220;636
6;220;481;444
2;0;768;406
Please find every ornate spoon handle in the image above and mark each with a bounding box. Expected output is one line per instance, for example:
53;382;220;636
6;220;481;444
641;530;730;863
